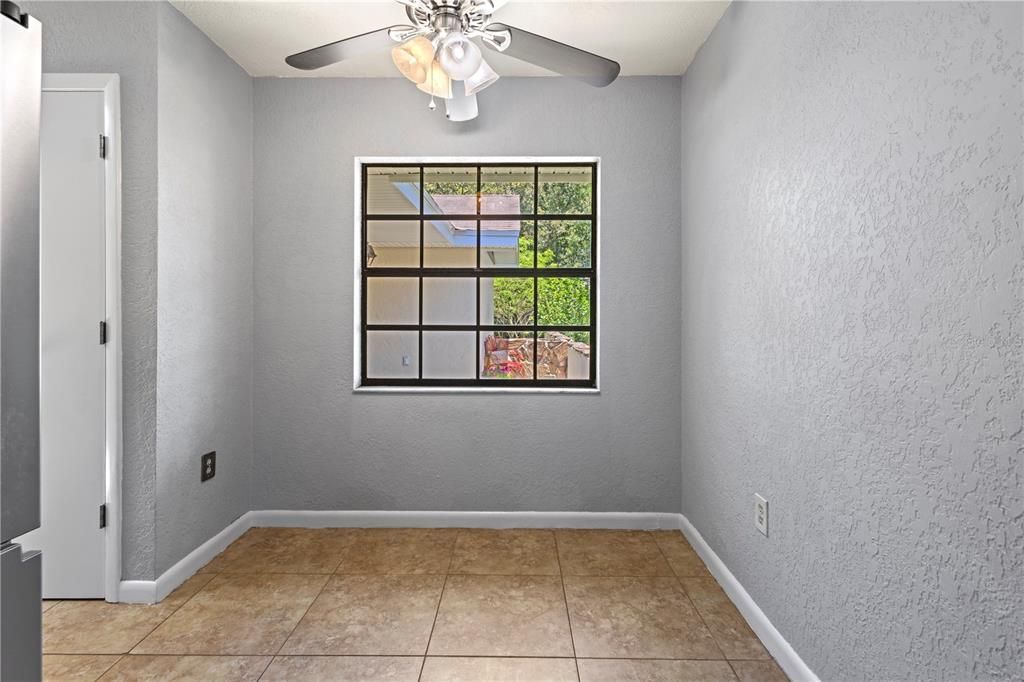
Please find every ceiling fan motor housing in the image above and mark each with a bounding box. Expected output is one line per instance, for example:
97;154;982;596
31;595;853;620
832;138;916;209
405;0;505;46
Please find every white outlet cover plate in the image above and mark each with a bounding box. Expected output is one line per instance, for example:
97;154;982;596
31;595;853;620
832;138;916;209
755;494;768;536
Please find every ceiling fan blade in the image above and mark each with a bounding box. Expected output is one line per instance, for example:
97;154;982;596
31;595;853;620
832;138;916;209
484;23;620;87
286;26;400;71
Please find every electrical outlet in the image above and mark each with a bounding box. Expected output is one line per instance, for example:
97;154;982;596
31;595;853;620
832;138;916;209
201;451;216;482
754;494;768;536
402;355;411;367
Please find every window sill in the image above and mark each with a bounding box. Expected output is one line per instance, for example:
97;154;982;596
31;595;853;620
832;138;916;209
353;386;600;395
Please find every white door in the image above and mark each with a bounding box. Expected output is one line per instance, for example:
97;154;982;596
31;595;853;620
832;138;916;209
16;90;107;598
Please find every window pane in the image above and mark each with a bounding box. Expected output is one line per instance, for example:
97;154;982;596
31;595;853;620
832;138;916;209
366;277;418;324
367;330;418;378
482;277;534;326
480;220;530;268
366;167;420;214
537;220;591;269
360;163;597;387
424;167;476;215
422;331;475;378
481;331;534;380
537;277;590;326
538;167;592;215
424;216;477;267
481;167;534;214
366;220;419;268
537;331;591;380
423;277;475;325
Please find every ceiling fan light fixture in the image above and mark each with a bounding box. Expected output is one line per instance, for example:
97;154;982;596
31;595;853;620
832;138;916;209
464;58;499;96
391;35;435;84
416;59;453;99
286;0;623;118
438;31;483;80
446;90;479;122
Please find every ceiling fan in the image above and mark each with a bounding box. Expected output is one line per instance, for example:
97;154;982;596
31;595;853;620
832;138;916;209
285;0;621;122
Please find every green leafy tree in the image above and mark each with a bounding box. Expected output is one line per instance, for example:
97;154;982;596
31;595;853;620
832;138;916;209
426;175;592;342
538;220;591;268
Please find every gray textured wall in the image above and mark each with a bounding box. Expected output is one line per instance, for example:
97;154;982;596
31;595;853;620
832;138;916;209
679;2;1023;680
252;77;682;514
24;1;255;579
25;1;160;580
154;5;253;576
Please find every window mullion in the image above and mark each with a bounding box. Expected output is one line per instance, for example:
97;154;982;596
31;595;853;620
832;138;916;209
418;165;425;379
476;165;482;380
532;165;539;382
361;164;368;384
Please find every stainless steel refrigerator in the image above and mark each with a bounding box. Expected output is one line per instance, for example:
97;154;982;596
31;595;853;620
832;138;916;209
0;1;42;679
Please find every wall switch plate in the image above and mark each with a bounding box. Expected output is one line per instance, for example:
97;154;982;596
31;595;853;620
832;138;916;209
754;493;768;536
201;451;216;482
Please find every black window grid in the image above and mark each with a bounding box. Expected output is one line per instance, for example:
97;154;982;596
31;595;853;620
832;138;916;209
360;162;598;388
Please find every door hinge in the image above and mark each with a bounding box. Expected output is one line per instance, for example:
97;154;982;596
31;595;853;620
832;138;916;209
99;503;107;529
99;320;107;345
99;134;108;159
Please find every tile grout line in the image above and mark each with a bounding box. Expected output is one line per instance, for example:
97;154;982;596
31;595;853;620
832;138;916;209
253;652;277;682
87;653;122;680
652;532;775;669
418;575;448;682
256;572;334;681
418;531;459;682
552;530;582;682
123;571;223;657
650;533;728;663
256;569;335;679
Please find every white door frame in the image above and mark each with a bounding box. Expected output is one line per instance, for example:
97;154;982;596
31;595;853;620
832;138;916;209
41;73;123;603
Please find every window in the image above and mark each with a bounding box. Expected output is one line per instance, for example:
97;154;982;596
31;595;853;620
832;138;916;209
359;161;597;388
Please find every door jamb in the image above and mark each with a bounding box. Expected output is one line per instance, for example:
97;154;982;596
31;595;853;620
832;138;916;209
41;73;123;602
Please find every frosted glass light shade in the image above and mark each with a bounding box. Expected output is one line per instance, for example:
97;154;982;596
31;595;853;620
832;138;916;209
464;59;499;96
416;60;453;98
391;36;435;84
446;90;478;122
439;32;483;80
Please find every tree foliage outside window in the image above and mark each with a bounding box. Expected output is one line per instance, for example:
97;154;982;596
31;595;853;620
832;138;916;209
427;179;592;340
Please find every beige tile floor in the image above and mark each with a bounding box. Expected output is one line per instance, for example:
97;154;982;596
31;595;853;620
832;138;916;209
42;528;788;682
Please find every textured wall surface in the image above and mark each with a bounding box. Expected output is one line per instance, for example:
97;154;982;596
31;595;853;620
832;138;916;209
25;1;160;580
252;77;682;514
679;2;1023;679
154;5;253;576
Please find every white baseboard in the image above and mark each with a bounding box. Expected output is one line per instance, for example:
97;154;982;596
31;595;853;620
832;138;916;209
117;509;675;604
116;580;156;604
247;509;682;530
678;514;819;682
115;507;816;682
118;512;253;604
